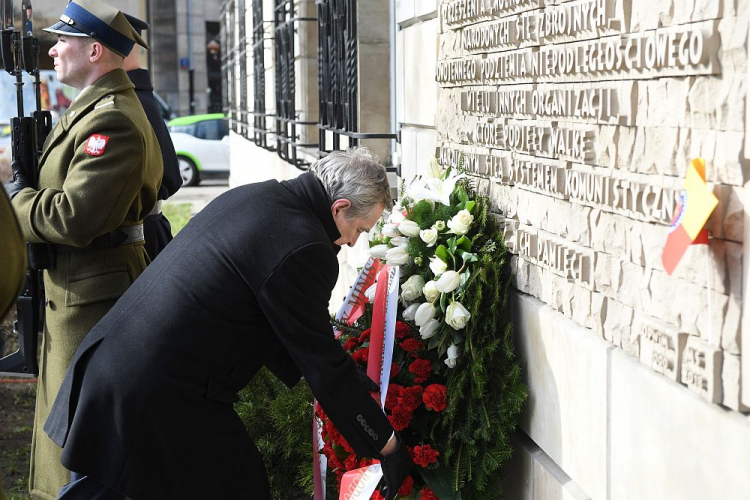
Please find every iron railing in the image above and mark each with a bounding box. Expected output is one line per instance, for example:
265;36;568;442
316;0;396;158
251;0;275;150
237;0;249;138
274;0;318;168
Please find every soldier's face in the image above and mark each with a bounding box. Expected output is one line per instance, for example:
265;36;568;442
49;35;91;88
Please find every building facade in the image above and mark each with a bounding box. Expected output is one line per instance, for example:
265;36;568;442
223;0;750;498
28;0;222;118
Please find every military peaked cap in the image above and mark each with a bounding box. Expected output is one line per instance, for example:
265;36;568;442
123;12;149;36
44;0;148;57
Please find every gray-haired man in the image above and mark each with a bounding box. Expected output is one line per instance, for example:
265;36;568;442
45;147;413;499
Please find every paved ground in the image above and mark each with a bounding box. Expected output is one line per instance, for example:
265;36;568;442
166;178;230;214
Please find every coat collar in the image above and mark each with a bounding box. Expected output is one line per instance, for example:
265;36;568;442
39;69;134;166
126;69;153;92
281;172;341;245
58;69;134;132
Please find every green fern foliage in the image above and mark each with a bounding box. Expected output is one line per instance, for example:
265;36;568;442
440;193;527;499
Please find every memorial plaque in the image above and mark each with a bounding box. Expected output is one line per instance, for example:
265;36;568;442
435;0;743;412
681;336;723;404
637;314;687;382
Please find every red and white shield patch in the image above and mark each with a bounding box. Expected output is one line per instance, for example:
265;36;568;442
84;134;110;156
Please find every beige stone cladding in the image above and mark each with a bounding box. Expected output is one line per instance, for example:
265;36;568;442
435;0;750;417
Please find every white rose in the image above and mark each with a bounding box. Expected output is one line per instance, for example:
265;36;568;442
436;270;460;293
398;220;421;237
364;283;377;302
414;302;436;327
390;236;409;247
386;246;411;265
447;209;474;235
445;301;471;330
433;220;446;231
423;281;440;303
444;343;459;368
382;224;399;238
420;228;438;247
402;303;420;321
401;275;425;302
420;319;441;340
429;257;447;276
369;244;388;259
389;211;406;224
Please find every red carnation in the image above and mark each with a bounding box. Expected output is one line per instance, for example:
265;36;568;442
420;486;439;500
344;454;359;471
390;362;400;378
401;385;424;411
371;491;386;500
322;442;334;460
359;328;371;343
395;321;412;339
412;444;440;467
388;405;413;431
400;337;424;357
423;384;447;412
343;337;358;351
329;455;344;473
351;347;369;365
397;475;414;496
385;384;404;410
408;358;432;384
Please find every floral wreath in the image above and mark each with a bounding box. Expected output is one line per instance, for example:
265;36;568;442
318;158;527;499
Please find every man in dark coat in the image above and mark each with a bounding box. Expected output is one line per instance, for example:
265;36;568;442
45;147;413;499
123;13;182;260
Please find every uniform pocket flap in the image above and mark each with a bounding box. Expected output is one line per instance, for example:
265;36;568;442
65;268;131;307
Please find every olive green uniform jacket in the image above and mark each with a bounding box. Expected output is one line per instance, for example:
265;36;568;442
11;69;162;499
0;189;25;500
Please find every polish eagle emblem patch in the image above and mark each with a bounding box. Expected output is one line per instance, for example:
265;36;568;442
84;134;110;156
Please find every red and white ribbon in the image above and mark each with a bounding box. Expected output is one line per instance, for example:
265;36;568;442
314;257;384;500
366;265;400;408
339;463;383;500
337;265;400;499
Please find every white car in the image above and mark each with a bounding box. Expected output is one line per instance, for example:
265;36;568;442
168;113;230;186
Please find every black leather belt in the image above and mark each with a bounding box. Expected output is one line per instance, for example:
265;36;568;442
54;224;145;252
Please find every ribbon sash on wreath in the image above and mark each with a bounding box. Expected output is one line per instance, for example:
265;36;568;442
312;257;400;500
313;257;398;500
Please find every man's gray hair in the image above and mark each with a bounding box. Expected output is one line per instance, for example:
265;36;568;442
311;146;393;218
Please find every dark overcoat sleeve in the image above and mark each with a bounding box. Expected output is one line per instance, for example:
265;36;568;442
257;241;393;457
135;89;181;200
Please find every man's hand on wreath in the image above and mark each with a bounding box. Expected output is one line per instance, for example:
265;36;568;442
379;433;413;500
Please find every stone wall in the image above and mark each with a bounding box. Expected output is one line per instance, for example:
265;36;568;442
433;0;750;497
437;0;748;410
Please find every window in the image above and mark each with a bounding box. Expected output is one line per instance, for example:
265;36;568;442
196;119;226;141
169;124;196;136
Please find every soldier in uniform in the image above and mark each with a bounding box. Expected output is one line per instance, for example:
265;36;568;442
0;189;26;500
3;0;163;497
45;148;413;499
123;13;182;260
